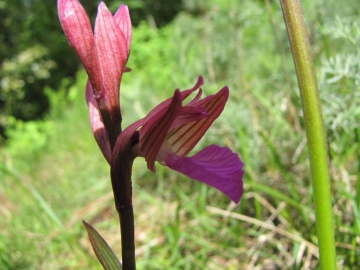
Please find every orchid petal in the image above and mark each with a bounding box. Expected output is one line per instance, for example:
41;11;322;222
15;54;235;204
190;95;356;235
185;88;203;106
164;145;244;203
144;76;204;122
95;2;128;125
114;5;132;57
139;90;182;172
170;105;209;129
167;86;229;156
178;76;204;101
58;0;100;92
86;80;112;163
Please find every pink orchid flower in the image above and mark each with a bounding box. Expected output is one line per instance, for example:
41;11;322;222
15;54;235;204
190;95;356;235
112;77;244;204
58;0;244;203
58;0;131;156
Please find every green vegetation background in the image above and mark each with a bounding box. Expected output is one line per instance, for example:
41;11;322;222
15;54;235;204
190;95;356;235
1;0;359;269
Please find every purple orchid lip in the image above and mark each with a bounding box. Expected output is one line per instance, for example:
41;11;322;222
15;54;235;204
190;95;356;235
165;145;244;204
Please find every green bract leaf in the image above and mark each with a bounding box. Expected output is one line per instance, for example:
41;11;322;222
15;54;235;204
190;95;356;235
83;220;122;270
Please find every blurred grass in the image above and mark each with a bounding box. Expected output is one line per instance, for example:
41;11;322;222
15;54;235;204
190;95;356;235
1;0;360;269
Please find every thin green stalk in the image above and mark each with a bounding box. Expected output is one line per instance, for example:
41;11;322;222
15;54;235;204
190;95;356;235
279;0;336;269
1;163;64;229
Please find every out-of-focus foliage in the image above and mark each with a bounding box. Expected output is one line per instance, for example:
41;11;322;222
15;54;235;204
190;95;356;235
0;0;183;143
0;0;76;142
321;17;360;134
1;0;360;268
0;46;56;137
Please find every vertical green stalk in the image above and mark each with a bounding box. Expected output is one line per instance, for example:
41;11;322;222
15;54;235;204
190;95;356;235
279;0;336;269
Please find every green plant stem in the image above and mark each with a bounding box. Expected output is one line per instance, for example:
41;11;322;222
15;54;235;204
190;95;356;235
279;0;336;269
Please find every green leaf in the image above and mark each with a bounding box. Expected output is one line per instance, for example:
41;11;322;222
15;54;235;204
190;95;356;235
83;220;122;270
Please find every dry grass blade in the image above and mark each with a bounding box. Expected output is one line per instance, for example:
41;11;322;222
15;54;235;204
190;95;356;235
206;206;319;257
67;192;114;228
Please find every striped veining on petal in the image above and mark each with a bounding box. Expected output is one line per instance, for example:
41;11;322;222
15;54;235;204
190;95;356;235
139;90;182;172
114;5;132;56
58;0;101;94
95;2;127;124
167;87;229;156
168;97;218;150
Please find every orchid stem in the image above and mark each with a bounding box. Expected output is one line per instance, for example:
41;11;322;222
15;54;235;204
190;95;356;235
119;207;136;270
110;131;137;270
279;0;336;269
98;103;118;149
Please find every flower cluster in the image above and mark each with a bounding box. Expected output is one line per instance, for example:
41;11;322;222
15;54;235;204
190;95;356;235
58;0;244;203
